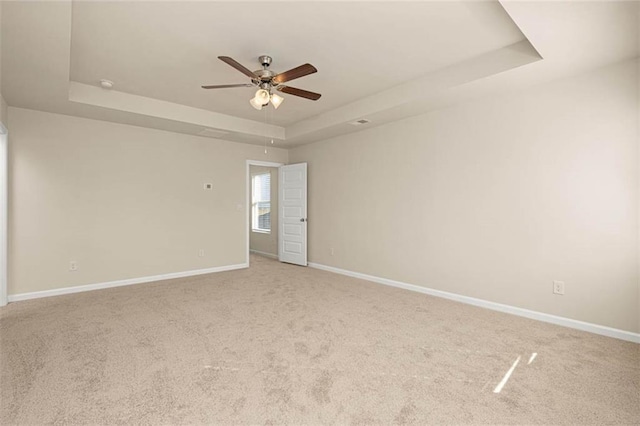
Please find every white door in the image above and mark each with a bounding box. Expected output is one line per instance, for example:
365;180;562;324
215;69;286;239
279;163;307;266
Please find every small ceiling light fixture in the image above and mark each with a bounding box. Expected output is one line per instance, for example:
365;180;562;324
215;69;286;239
349;118;371;126
99;79;114;89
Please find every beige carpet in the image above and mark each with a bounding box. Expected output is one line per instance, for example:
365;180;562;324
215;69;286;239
1;254;638;424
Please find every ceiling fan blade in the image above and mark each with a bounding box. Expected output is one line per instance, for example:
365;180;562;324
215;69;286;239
218;56;257;79
277;86;321;101
201;83;254;89
272;63;317;84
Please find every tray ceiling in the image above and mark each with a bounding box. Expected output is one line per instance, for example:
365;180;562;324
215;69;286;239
1;1;637;146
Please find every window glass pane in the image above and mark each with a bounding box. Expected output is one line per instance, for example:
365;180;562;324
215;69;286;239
257;202;270;230
251;173;271;232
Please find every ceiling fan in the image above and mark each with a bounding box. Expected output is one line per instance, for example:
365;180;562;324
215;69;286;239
202;55;321;110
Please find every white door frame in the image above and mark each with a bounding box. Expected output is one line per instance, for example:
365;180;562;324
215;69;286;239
0;123;7;307
245;160;284;266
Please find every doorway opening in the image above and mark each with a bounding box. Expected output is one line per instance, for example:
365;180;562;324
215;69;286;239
246;160;283;266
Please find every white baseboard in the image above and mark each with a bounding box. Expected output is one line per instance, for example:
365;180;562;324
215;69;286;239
250;249;278;259
7;263;248;303
308;262;640;344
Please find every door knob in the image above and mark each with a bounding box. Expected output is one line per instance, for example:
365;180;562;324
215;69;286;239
300;218;307;222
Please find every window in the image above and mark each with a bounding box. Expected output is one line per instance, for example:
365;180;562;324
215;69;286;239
252;172;271;232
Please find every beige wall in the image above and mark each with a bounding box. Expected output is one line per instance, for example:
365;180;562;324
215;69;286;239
8;107;288;295
0;96;6;130
249;165;279;257
290;59;639;333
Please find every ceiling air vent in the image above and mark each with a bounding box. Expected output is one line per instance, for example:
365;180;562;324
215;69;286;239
198;128;229;139
349;118;371;126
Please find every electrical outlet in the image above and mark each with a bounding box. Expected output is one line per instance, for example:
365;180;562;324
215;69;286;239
553;280;565;295
198;249;205;257
69;261;78;272
203;183;213;190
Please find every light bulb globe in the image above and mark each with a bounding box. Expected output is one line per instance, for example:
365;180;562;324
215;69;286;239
271;93;284;109
255;89;270;106
249;97;263;110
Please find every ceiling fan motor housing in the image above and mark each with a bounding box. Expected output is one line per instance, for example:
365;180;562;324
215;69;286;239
254;69;276;83
253;55;276;85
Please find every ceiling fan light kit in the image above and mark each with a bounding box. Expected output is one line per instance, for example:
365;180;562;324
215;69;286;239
250;88;272;110
250;89;284;110
202;55;321;111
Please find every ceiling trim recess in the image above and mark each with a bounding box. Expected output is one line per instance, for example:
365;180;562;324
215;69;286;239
62;1;542;145
1;0;570;146
5;1;637;146
68;38;541;145
285;39;541;144
68;82;285;140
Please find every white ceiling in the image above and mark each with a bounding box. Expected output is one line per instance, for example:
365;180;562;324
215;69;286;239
1;1;638;147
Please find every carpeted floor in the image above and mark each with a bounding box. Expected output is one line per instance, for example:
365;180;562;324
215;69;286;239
1;254;638;424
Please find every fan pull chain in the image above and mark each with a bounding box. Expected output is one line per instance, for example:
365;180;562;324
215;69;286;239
264;106;269;154
269;106;274;146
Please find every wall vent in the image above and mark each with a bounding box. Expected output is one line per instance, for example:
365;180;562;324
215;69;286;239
198;128;229;139
348;118;371;126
